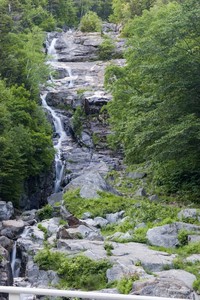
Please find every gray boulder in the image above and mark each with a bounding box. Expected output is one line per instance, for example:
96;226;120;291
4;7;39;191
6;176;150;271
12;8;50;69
135;188;147;197
65;171;119;199
127;172;147;179
0;201;14;221
26;260;59;287
155;269;196;289
147;222;200;248
1;220;25;239
131;277;196;299
106;211;125;224
65;224;104;241
0;245;13;286
178;209;200;222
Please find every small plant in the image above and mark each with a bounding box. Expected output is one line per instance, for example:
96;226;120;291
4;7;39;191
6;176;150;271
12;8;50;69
117;274;139;294
193;278;200;293
37;204;53;221
37;223;48;240
177;229;189;246
104;242;114;256
59;219;67;226
79;11;102;32
92;132;100;146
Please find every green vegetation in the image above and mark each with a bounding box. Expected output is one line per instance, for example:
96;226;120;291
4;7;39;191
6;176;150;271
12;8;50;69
72;106;86;137
37;223;48;240
79;11;102;32
63;187;180;241
105;0;200;201
104;242;114;256
110;0;156;23
34;248;111;290
37;204;53;221
117;274;139;294
99;36;115;60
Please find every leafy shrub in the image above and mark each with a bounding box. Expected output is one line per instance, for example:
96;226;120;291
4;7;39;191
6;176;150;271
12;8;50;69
117;274;139;294
37;204;53;221
177;229;189;246
99;36;115;60
79;11;102;32
104;242;114;256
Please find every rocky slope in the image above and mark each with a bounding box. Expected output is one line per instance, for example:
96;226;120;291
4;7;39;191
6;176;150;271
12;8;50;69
0;26;200;299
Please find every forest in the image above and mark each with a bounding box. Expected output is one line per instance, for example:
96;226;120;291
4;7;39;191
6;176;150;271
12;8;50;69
0;0;199;204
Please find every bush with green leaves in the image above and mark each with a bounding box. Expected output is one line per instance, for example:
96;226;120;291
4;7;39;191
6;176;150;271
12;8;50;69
34;249;111;291
37;204;53;221
99;36;115;60
79;11;102;32
117;274;139;294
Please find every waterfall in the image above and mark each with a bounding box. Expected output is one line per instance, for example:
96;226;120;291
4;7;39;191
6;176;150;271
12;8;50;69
41;94;66;192
47;38;58;60
11;241;21;278
41;35;77;192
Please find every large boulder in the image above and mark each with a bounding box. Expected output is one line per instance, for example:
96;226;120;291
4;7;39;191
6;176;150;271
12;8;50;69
178;209;200;222
1;220;25;239
147;222;200;248
0;201;14;221
0;245;13;286
131;276;196;299
64;171;119;199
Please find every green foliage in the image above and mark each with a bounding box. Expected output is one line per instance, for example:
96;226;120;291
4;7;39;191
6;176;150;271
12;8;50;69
37;204;53;221
106;0;200;199
72;106;85;137
177;230;189;246
104;242;114;256
132;227;148;243
79;11;102;32
99;36;115;60
0;81;54;203
110;0;156;23
37;223;48;239
193;278;200;293
63;189;136;218
34;248;66;270
35;249;111;291
117;274;139;294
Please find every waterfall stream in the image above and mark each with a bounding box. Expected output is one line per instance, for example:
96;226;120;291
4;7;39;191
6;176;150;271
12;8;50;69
41;37;75;192
11;241;21;278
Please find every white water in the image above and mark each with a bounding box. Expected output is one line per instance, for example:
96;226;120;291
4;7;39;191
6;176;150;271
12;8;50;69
41;93;67;192
41;36;78;192
47;37;58;60
11;242;21;278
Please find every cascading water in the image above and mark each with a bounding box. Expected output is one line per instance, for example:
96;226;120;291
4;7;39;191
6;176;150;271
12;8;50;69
11;241;21;278
41;37;75;192
41;93;67;192
47;37;58;60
